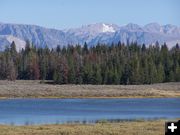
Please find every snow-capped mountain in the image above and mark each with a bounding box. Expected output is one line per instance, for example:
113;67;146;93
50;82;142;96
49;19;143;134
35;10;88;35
0;22;180;50
63;23;119;45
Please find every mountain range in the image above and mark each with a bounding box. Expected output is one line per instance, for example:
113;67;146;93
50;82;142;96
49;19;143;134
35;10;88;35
0;22;180;51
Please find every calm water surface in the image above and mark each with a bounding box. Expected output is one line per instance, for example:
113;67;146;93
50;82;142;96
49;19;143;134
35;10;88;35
0;98;180;125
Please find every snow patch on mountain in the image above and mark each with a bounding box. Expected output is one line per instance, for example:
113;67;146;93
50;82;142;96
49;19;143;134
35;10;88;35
102;23;115;33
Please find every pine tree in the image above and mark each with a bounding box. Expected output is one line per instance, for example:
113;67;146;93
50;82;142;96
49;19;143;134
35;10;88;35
0;41;179;85
148;57;157;84
93;65;102;84
6;58;17;81
157;63;165;82
175;63;180;81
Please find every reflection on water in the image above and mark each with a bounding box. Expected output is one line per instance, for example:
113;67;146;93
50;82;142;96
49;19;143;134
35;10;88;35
0;98;180;125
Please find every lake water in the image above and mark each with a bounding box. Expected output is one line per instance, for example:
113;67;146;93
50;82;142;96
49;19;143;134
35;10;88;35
0;98;180;125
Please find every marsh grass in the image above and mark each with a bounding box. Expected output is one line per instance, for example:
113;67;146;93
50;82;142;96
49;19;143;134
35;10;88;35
0;80;179;98
0;120;165;135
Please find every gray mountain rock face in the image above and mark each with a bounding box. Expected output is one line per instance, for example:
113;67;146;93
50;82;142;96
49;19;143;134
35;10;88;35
0;22;180;50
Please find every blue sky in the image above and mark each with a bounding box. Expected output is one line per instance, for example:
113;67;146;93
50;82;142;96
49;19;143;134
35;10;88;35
0;0;179;29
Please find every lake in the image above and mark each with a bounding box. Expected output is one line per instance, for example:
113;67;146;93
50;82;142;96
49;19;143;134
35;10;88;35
0;98;180;125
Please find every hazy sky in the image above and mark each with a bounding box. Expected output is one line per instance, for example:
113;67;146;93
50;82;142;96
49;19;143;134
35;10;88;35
0;0;179;29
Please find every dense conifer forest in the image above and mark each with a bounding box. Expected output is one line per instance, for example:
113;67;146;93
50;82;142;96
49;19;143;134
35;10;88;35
0;41;179;84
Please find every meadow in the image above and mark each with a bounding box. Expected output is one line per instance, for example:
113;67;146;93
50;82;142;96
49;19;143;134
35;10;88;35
0;120;166;135
0;80;180;99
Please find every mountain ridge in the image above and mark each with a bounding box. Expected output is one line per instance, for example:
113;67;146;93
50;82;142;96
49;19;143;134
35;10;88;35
0;22;180;50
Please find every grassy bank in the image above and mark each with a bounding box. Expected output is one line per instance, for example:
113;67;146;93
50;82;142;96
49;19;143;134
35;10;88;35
0;120;166;135
0;80;180;99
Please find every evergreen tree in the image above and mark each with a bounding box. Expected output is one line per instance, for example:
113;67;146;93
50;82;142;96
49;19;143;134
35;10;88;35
6;58;17;81
0;41;179;85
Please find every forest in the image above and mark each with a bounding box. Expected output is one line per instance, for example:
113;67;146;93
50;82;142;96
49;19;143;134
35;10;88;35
0;41;179;85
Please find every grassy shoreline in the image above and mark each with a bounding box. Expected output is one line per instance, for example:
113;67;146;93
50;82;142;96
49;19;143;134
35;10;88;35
0;95;180;100
0;120;167;135
0;80;180;99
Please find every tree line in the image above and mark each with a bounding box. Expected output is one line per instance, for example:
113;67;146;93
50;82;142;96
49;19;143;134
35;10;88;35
0;41;179;84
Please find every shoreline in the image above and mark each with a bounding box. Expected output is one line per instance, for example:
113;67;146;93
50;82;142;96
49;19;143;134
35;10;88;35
0;118;177;126
0;80;180;99
0;120;169;135
0;95;180;100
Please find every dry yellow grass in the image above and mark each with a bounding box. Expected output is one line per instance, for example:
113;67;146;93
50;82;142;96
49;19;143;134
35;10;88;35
0;80;180;98
0;120;165;135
